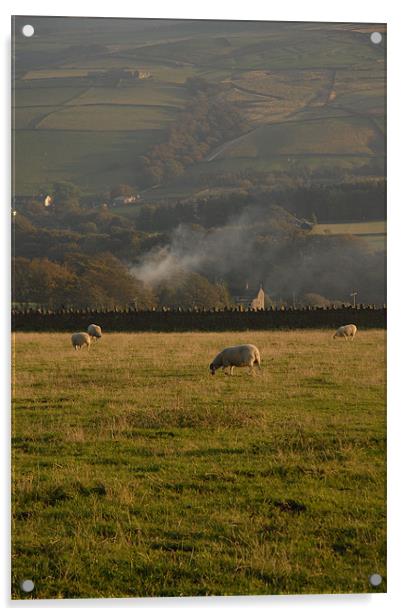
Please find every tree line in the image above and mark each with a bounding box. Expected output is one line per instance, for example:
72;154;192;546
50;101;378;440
12;177;386;311
137;78;247;187
12;182;232;310
135;179;386;233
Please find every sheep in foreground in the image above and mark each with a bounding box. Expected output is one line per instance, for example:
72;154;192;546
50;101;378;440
209;344;261;376
333;324;357;340
71;332;91;350
87;323;102;340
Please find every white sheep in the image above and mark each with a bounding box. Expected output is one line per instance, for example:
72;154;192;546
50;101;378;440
87;323;102;340
333;324;357;340
209;344;261;376
71;332;91;350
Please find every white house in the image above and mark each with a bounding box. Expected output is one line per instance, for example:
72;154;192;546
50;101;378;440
112;195;139;206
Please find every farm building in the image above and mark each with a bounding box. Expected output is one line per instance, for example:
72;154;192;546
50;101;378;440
235;285;265;310
133;70;151;79
111;195;140;207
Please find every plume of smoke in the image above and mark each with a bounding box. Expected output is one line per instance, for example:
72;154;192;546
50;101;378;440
131;206;260;286
131;204;386;304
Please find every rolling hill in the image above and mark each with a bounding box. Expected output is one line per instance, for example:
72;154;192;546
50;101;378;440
12;17;386;196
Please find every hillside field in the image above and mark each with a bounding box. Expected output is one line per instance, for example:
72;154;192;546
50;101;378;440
311;221;386;252
12;19;386;195
12;330;386;598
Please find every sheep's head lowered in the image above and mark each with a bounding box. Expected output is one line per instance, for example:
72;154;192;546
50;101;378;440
209;362;218;376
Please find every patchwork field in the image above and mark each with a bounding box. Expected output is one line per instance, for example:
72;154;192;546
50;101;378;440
12;18;386;195
12;330;386;598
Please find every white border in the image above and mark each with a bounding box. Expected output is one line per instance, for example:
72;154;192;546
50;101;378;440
2;1;403;614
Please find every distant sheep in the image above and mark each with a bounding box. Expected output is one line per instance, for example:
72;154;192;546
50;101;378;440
87;323;102;340
71;332;91;350
209;344;261;376
333;324;357;340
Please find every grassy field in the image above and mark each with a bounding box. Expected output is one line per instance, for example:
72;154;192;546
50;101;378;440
129;27;384;71
38;104;179;131
312;221;386;253
14;87;87;106
13;129;164;194
66;84;189;107
12;330;386;599
22;69;91;80
217;117;382;160
13;106;62;130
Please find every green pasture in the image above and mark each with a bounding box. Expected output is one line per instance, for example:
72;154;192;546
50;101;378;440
22;69;91;80
219;117;382;160
14;129;163;194
12;330;386;598
38;104;179;131
224;30;384;70
125;26;382;71
66;84;189;107
14;86;87;107
13;107;62;130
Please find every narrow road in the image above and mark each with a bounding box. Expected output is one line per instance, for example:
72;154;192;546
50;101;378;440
204;128;258;162
229;82;285;101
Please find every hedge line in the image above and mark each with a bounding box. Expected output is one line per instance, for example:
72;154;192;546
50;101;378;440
12;306;387;332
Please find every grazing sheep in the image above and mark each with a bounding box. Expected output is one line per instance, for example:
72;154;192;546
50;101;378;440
333;324;357;340
209;344;261;376
87;323;102;340
71;332;91;350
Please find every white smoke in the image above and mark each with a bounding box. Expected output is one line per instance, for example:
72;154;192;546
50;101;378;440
130;204;386;304
131;208;258;286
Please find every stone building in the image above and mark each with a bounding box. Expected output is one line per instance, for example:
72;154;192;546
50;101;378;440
235;285;265;310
